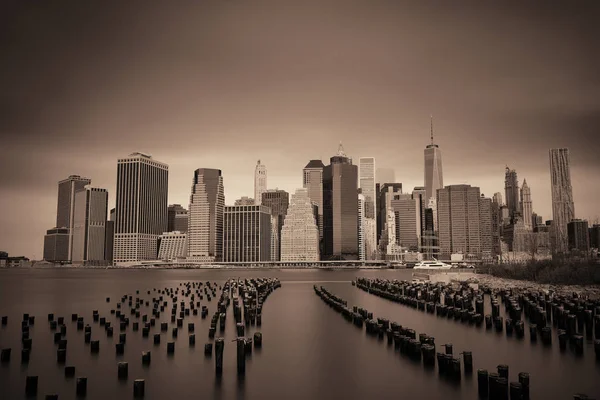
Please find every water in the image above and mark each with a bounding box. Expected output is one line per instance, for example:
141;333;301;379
0;268;598;399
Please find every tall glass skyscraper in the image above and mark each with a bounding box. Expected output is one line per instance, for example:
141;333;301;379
550;148;575;253
424;117;443;203
303;160;325;239
113;152;168;265
187;168;224;262
504;167;520;219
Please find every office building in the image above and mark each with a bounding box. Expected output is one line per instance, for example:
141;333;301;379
589;224;600;250
421;208;440;259
105;208;115;265
72;187;108;264
504;167;520;219
376;183;403;243
568;219;589;253
280;188;319;262
168;204;188;233
187;168;224;262
223;205;271;262
412;186;427;234
270;215;280;261
359;157;376;218
424;116;443;203
520;179;533;230
113;152;169;265
358;194;365;260
323;143;359;260
43;227;70;263
158;231;187;261
493;192;503;206
532;213;543;230
479;195;493;260
550;148;575;253
437;185;482;258
45;175;92;262
254;160;267;205
376;167;396;185
390;193;421;251
491;200;502;258
262;189;289;261
303;160;325;239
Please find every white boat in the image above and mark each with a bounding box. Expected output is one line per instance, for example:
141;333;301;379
413;259;452;270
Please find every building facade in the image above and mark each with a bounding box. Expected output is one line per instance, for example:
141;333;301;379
390;193;421;251
261;189;290;261
113;152;169;265
223;205;271;262
167;204;188;233
550;148;575;254
359;157;376;219
437;185;482;259
322;144;359;260
504;167;520;219
358;194;365;260
567;219;589;253
235;197;255;206
254;160;267;205
376;183;403;244
187;168;224;262
520;179;533;230
376;167;396;186
303;160;325;239
589;224;600;250
280;188;319;261
158;231;187;261
72;187;108;264
479;195;493;261
43;227;70;262
104;208;115;265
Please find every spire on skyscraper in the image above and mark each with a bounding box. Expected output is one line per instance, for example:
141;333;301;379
430;114;434;145
337;142;346;157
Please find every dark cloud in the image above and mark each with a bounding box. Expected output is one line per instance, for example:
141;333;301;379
1;0;599;257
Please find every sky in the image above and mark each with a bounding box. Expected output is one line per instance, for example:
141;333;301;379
1;0;599;259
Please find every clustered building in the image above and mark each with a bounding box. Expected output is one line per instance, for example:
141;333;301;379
42;128;592;266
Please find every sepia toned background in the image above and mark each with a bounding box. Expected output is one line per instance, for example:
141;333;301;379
1;0;599;258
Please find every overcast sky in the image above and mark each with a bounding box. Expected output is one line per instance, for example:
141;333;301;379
1;0;599;259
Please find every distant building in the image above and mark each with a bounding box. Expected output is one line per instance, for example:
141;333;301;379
187;169;224;262
568;219;589;253
167;204;188;233
254;160;267;205
359;157;376;219
303;160;325;240
532;213;543;230
421;207;440;260
590;224;600;250
493;192;503;206
270;215;280;261
390;193;421;251
424;116;443;203
479;195;493;261
235;197;255;206
520;179;533;230
358;194;365;260
72;187;108;265
105;208;115;265
44;227;70;262
114;152;168;265
550;148;575;253
322;143;358;260
412;186;427;235
261;189;290;261
437;185;482;259
376;167;396;186
491;197;502;258
158;231;187;261
504;167;520;219
376;183;403;245
223;205;271;262
280;188;319;262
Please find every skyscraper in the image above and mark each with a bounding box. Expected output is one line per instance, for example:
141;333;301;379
550;148;575;254
261;189;290;261
412;186;427;234
493;192;503;206
113;152;168;265
589;224;600;250
358;193;366;261
72;187;108;265
359;157;376;218
167;204;189;233
235;197;255;206
43;228;70;262
223;205;271;262
437;185;482;258
158;231;187;261
254;160;267;205
479;195;493;260
44;175;92;262
303;160;325;239
104;208;115;265
424;116;443;203
323;143;359;260
376;183;403;244
187;168;224;262
280;188;319;262
390;193;421;251
504;167;520;219
520;179;533;230
567;219;589;253
376;167;396;185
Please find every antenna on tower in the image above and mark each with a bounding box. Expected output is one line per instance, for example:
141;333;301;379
337;141;346;157
430;115;434;145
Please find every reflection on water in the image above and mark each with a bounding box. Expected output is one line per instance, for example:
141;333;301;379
0;269;598;399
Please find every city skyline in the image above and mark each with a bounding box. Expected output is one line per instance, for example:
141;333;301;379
2;1;600;258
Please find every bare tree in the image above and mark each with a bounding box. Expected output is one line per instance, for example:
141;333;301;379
524;232;540;261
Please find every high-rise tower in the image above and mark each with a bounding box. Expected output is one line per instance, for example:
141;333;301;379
72;187;108;265
113;152;168;265
187;168;225;262
323;143;358;260
520;179;533;231
549;148;575;253
303;160;325;239
254;160;267;205
504;167;520;219
424;116;443;203
280;188;319;261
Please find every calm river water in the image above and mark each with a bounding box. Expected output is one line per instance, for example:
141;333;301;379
0;268;598;399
